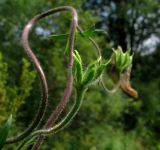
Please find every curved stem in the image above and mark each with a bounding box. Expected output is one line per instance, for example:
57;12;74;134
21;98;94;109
77;25;101;58
17;89;85;150
32;7;78;150
6;6;77;144
101;78;120;93
31;7;78;150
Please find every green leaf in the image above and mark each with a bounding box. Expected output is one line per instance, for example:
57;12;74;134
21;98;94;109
73;60;78;83
51;33;69;40
51;27;107;40
82;64;96;86
118;47;124;68
0;115;12;149
82;56;101;85
122;52;130;66
64;38;69;54
126;55;133;68
94;59;111;80
77;27;107;38
112;48;118;64
74;50;82;63
73;51;83;84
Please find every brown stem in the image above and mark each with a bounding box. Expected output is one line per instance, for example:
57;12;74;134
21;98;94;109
5;9;50;145
30;6;78;150
6;6;77;145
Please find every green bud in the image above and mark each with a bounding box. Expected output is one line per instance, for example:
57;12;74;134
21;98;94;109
118;47;124;67
122;53;133;70
112;46;133;74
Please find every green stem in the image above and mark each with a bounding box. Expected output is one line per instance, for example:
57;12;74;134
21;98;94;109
17;89;86;150
54;89;85;132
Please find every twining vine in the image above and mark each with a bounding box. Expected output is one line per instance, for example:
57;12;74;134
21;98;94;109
0;6;138;150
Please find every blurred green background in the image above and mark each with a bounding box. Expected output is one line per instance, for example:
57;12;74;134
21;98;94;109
0;0;160;149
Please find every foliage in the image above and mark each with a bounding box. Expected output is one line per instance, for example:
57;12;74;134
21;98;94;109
0;0;159;150
84;0;160;52
0;53;8;123
0;52;36;124
0;115;12;150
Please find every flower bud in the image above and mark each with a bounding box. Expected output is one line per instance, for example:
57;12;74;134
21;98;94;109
112;46;133;74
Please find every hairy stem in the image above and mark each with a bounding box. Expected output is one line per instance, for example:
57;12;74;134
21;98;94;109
31;6;78;149
31;24;102;150
17;89;86;150
6;6;77;144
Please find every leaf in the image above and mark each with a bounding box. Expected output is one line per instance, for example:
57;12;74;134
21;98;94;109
64;38;69;54
122;52;130;67
94;59;111;80
82;56;101;85
112;48;118;65
73;51;83;84
77;27;107;38
74;50;82;63
122;53;132;70
51;27;107;40
51;33;69;40
82;63;97;86
0;115;12;150
118;47;124;68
